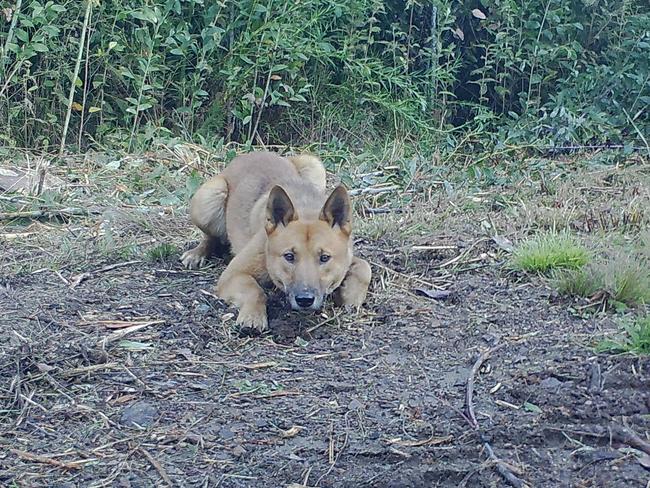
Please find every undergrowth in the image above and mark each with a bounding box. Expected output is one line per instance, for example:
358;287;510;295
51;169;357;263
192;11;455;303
0;0;647;152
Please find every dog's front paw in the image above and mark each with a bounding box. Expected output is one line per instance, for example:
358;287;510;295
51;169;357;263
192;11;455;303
181;248;206;269
236;305;268;334
334;282;368;309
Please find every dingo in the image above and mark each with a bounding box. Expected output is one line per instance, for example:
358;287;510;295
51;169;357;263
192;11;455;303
181;151;371;332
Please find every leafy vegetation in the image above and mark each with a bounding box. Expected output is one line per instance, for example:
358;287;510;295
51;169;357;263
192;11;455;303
0;0;647;152
598;314;650;355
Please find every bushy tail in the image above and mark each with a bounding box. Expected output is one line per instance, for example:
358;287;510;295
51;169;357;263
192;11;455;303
287;154;326;192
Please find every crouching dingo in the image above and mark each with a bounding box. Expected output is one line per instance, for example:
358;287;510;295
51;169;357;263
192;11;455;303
181;151;371;332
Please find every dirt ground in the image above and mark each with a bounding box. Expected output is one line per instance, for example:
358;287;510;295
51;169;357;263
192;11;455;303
1;150;649;487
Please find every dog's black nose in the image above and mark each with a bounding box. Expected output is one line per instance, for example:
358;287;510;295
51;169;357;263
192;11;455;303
295;293;315;308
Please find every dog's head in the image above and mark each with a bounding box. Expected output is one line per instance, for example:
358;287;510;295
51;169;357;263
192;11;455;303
265;185;353;311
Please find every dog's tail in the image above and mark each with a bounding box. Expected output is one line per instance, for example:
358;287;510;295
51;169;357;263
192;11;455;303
288;154;326;193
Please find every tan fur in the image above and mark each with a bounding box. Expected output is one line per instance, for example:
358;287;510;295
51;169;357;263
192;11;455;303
286;154;327;192
181;151;371;332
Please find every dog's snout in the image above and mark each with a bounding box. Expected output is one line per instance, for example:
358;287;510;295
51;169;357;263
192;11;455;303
295;293;315;308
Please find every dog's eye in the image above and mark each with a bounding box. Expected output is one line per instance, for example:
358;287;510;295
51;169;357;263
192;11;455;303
284;252;295;263
320;254;331;264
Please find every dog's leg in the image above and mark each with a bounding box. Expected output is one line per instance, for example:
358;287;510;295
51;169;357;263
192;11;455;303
215;238;268;332
181;175;229;269
333;257;372;308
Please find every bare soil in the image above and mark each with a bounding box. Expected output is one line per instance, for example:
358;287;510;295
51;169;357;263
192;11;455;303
1;151;649;487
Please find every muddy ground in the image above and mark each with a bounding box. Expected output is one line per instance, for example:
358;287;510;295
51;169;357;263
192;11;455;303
1;151;649;487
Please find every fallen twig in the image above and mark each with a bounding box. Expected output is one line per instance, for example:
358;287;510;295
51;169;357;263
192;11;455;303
11;448;86;470
411;245;459;251
465;343;506;429
547;424;650;457
97;320;164;347
254;389;301;400
463;342;527;487
349;185;399;196
387;435;453;447
69;260;141;289
60;362;120;378
484;442;525;488
0;207;98;221
139;447;173;486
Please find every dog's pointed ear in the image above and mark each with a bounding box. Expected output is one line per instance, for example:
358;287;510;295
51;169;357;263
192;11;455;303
320;185;351;235
266;186;297;234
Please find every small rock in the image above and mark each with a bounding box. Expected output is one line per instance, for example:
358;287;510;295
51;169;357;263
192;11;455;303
348;399;363;411
231;445;246;457
540;377;563;389
120;401;157;428
219;427;235;440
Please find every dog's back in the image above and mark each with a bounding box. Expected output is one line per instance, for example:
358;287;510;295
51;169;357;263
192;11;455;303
222;152;326;252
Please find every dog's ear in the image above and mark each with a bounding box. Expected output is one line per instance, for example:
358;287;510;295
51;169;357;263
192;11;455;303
266;186;297;234
320;185;351;235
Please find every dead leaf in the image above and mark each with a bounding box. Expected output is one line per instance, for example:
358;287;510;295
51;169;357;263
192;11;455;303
492;235;514;252
453;27;465;41
36;363;55;373
472;8;487;19
270;74;282;80
414;288;453;300
280;426;303;438
112;394;138;405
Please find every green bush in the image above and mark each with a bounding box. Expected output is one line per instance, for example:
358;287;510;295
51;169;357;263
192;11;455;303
0;0;647;151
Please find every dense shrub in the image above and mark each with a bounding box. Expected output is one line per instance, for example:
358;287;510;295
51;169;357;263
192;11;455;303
0;0;647;151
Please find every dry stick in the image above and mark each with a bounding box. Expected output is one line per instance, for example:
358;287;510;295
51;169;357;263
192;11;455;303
0;207;99;221
59;0;93;156
69;260;142;289
608;424;650;456
483;443;525;488
11;448;84;470
465;343;506;429
78;4;93;149
464;343;527;488
97;320;164;347
139;447;173;486
549;424;650;457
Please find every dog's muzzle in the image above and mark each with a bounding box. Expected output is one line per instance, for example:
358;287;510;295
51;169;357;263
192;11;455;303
289;287;323;311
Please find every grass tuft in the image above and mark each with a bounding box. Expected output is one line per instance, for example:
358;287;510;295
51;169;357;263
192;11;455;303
147;243;178;262
598;315;650;355
511;231;589;273
552;266;603;298
554;251;649;307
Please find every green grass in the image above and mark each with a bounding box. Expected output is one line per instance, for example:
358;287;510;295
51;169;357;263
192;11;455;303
554;251;649;307
553;266;603;298
511;231;589;273
598;315;650;355
147;243;178;262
